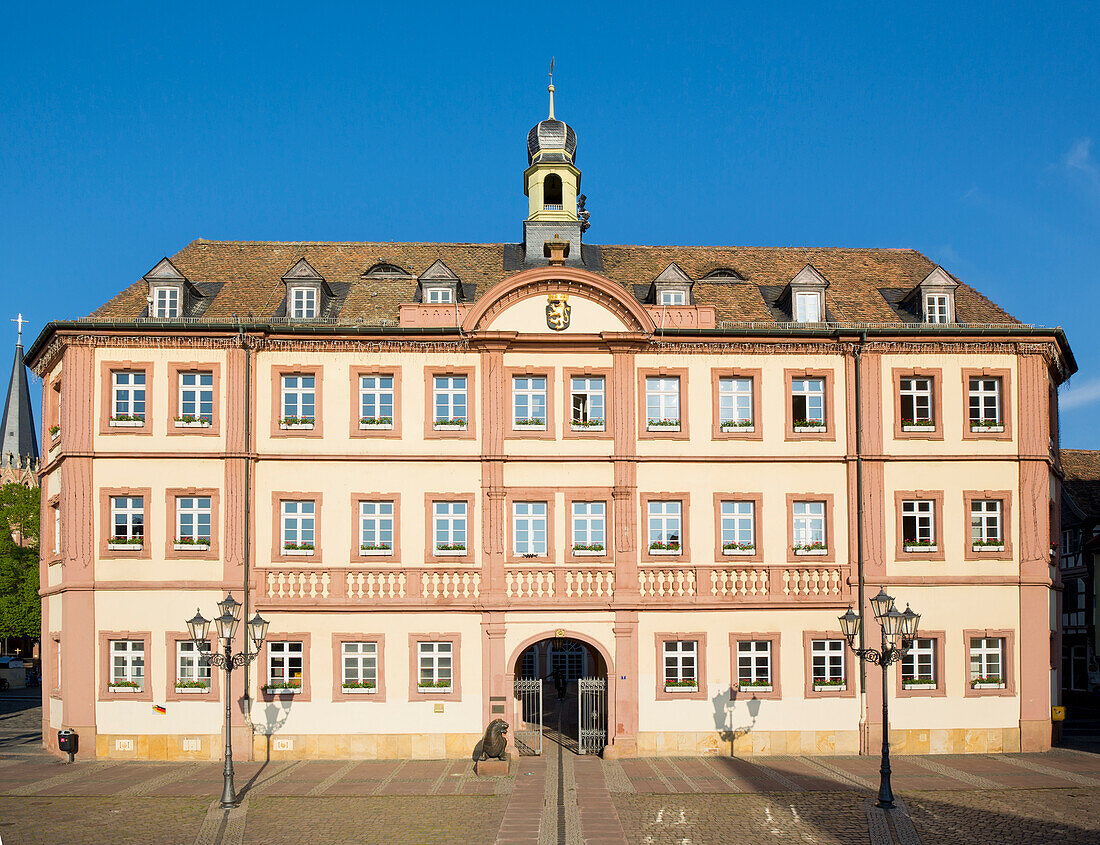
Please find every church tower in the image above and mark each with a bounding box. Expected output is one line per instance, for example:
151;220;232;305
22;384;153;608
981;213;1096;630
522;68;587;264
0;314;39;487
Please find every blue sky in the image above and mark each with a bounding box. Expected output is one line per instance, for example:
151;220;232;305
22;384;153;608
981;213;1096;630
2;2;1098;445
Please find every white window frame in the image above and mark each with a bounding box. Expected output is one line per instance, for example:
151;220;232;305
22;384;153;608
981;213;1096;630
901;500;935;548
791;378;825;427
267;641;303;688
570;376;605;428
433;376;468;425
341;641;378;689
647;500;682;553
425;286;453;304
792;501;826;550
112;371;146;420
925;294;949;323
645;376;681;428
663;640;698;687
359;501;394;553
657;289;687;306
281;500;315;550
718;377;753;427
968;377;1002;426
290;286;318;319
52;504;61;554
969;637;1004;684
176;496;211;544
178;371;214;423
513;501;548;556
417;641;453;690
811;639;845;686
971;500;1003;546
512;376;547;429
433;501;467;553
571;501;606;553
358;375;394;424
795;291;822;322
737;640;771;686
110;640;145;688
151;286;180;319
281;375;316;421
176;640;212;687
720;501;755;552
902;638;937;686
110;496;144;542
898;377;933;427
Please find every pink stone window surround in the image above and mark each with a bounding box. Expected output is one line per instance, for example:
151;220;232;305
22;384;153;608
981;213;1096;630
730;632;781;701
99;361;154;436
711;368;763;441
167;361;222;437
98;630;153;702
260;633;312;701
349;366;402;439
409;633;462;701
332;633;387;702
505;367;556;440
784;368;836;442
640;492;690;563
637;368;690;440
424;366;477;440
893;490;946;562
895;631;947;698
962;629;1016;698
961;367;1013;442
506;488;556;564
272;492;323;564
426;493;476;563
712;493;764;564
270;365;324;439
165;488;220;561
963;490;1013;562
892;367;944;441
350;493;401;562
655;632;708;701
563;367;614;441
164;632;220;702
802;631;856;699
99;487;152;561
564;487;614;560
785;493;836;564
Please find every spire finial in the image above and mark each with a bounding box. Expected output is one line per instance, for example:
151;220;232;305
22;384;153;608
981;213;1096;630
11;314;25;346
547;57;555;120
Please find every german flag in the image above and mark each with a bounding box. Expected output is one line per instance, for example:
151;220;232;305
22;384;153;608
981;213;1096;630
152;704;167;715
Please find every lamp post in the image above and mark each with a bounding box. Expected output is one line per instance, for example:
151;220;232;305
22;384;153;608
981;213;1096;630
186;593;269;809
838;587;920;809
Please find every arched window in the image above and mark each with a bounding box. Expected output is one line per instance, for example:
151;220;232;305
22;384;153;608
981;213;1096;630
543;174;563;208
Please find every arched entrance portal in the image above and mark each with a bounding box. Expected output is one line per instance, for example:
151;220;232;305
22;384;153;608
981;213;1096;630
512;635;608;755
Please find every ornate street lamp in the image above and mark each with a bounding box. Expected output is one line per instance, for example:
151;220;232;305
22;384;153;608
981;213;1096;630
839;589;920;809
187;594;268;809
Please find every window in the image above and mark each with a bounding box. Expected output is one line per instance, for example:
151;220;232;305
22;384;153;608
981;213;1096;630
342;642;378;690
290;287;317;319
971;500;1003;547
281;501;315;551
899;377;933;427
110;640;145;689
571;376;605;427
795;291;821;322
901;500;935;548
110;496;144;542
543;173;563;208
112;371;146;420
658;289;687;306
720;501;755;552
512;376;547;428
178;372;214;423
968;377;1002;427
1062;578;1086;628
663;641;698;688
433;501;467;553
969;637;1005;686
791;378;825;428
176;496;211;544
737;641;771;687
520;647;537;678
359;501;393;553
433;376;467;425
513;502;548;556
572;502;606;553
792;501;826;551
267;641;303;690
152;286;179;318
648;500;682;553
925;294;949;323
811;639;845;686
52;504;60;554
418;641;452;690
718;377;753;428
176;641;211;688
901;638;937;687
1061;528;1082;570
359;375;394;424
425;287;453;304
646;376;680;428
281;375;316;422
550;640;584;680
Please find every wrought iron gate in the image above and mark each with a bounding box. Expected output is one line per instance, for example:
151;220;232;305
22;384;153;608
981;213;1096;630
513;677;543;755
577;676;607;755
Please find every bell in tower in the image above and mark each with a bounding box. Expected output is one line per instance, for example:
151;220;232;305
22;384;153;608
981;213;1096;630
523;62;585;265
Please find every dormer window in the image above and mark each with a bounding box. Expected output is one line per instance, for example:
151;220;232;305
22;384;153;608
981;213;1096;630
925;294;949;324
786;265;830;323
417;260;461;305
653;263;693;307
290;286;318;319
143;257;191;319
658;289;687;306
425;286;454;304
795;291;822;322
913;267;957;324
281;258;330;321
151;286;180;318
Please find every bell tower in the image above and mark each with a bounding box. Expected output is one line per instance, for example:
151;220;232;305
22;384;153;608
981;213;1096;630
522;64;585;264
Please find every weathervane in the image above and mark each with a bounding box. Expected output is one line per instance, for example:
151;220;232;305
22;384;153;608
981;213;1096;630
548;57;555;120
11;314;25;346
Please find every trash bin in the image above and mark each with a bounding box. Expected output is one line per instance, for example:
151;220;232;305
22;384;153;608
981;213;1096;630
58;729;78;762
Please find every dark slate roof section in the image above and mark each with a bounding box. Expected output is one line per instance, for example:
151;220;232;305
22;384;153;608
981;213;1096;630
1062;450;1100;518
83;240;1029;328
0;342;38;465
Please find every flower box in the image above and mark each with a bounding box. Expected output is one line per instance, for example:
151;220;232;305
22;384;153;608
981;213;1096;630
109;418;145;428
971;680;1005;690
649;545;681;556
359;546;392;556
108;683;142;693
737;683;772;693
174;417;212;428
723;544;756;556
435;545;466;556
283;547;314;556
647;420;680;432
174;542;210;551
969;423;1004;433
174;683;210;694
793;547;828;556
903;544;938;553
108;541;143;551
571;419;605;432
664;682;698;693
972;543;1005;553
263;683;302;695
720;422;755;433
513;419;546;430
341;685;377;694
433;420;468;431
280;422;315;430
572;548;605;557
794;423;826;433
902;421;935;431
358;422;393;430
417;683;452;693
49;426;61;440
903;679;937;690
813;682;846;692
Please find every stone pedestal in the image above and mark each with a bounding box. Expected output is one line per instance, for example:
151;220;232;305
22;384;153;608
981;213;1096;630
475;754;511;776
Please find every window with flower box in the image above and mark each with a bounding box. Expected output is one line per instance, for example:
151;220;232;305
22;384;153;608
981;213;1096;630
512;376;547;430
176;496;211;550
645;376;681;431
970;500;1003;551
433;501;467;555
281;501;315;555
359;501;394;555
358;375;394;429
898;377;934;431
717;377;754;432
177;372;213;427
663;640;698;692
342;642;378;693
111;371;146;425
572;501;606;556
648;501;682;555
433;375;468;430
266;641;303;693
110;640;145;692
790;378;825;432
570;376;605;431
513;501;548;557
968;637;1005;689
791;501;826;554
901;500;935;553
901;638;937;690
737;641;772;692
175;640;211;692
810;639;845;691
968;376;1003;432
720;501;755;555
281;375;316;429
110;496;144;549
417;641;452;692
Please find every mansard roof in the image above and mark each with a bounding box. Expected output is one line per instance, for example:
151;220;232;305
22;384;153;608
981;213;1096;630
84;240;1022;328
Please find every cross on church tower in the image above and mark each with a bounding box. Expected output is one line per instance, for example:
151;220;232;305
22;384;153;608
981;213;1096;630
11;314;25;346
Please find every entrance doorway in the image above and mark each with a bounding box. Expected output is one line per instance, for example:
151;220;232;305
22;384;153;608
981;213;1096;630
513;636;607;754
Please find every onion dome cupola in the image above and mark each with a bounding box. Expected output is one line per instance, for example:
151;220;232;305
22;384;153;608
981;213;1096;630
522;65;585;264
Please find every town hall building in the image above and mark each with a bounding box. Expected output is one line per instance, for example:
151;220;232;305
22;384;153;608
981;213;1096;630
33;85;1075;761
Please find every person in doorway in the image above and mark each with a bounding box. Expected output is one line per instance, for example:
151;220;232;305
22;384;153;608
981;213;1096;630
548;667;567;701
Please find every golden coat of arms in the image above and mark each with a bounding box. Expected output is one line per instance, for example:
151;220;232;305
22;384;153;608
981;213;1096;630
545;293;570;331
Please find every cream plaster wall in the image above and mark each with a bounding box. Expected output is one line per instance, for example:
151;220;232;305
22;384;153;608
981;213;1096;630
488;294;628;334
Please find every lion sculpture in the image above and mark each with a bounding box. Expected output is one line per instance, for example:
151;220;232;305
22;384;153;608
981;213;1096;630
479;718;509;761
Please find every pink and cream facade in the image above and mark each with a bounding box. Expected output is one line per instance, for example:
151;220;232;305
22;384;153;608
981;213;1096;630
31;108;1075;761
